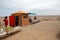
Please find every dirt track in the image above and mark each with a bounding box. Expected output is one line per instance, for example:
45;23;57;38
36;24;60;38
3;21;60;40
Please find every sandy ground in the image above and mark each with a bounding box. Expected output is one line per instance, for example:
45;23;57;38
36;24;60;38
2;21;60;40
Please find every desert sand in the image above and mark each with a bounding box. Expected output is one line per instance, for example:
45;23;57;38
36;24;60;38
0;16;60;40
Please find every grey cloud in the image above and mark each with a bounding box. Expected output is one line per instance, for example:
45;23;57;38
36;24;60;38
0;0;60;16
30;8;60;15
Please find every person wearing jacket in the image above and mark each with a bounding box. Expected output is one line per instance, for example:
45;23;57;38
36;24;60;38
3;16;8;27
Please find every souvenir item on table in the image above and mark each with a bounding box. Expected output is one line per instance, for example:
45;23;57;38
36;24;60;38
0;22;5;33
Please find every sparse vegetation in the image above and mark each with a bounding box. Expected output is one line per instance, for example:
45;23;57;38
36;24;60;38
43;19;51;21
57;18;60;21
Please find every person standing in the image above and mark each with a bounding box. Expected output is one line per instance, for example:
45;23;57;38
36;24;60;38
34;16;37;20
3;16;8;27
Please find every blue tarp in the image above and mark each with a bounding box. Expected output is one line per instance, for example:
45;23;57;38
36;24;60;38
29;13;36;16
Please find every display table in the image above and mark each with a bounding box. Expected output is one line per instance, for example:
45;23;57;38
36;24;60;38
0;26;22;39
0;32;6;37
31;20;40;24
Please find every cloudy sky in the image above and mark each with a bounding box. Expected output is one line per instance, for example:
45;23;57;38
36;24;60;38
0;0;60;16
